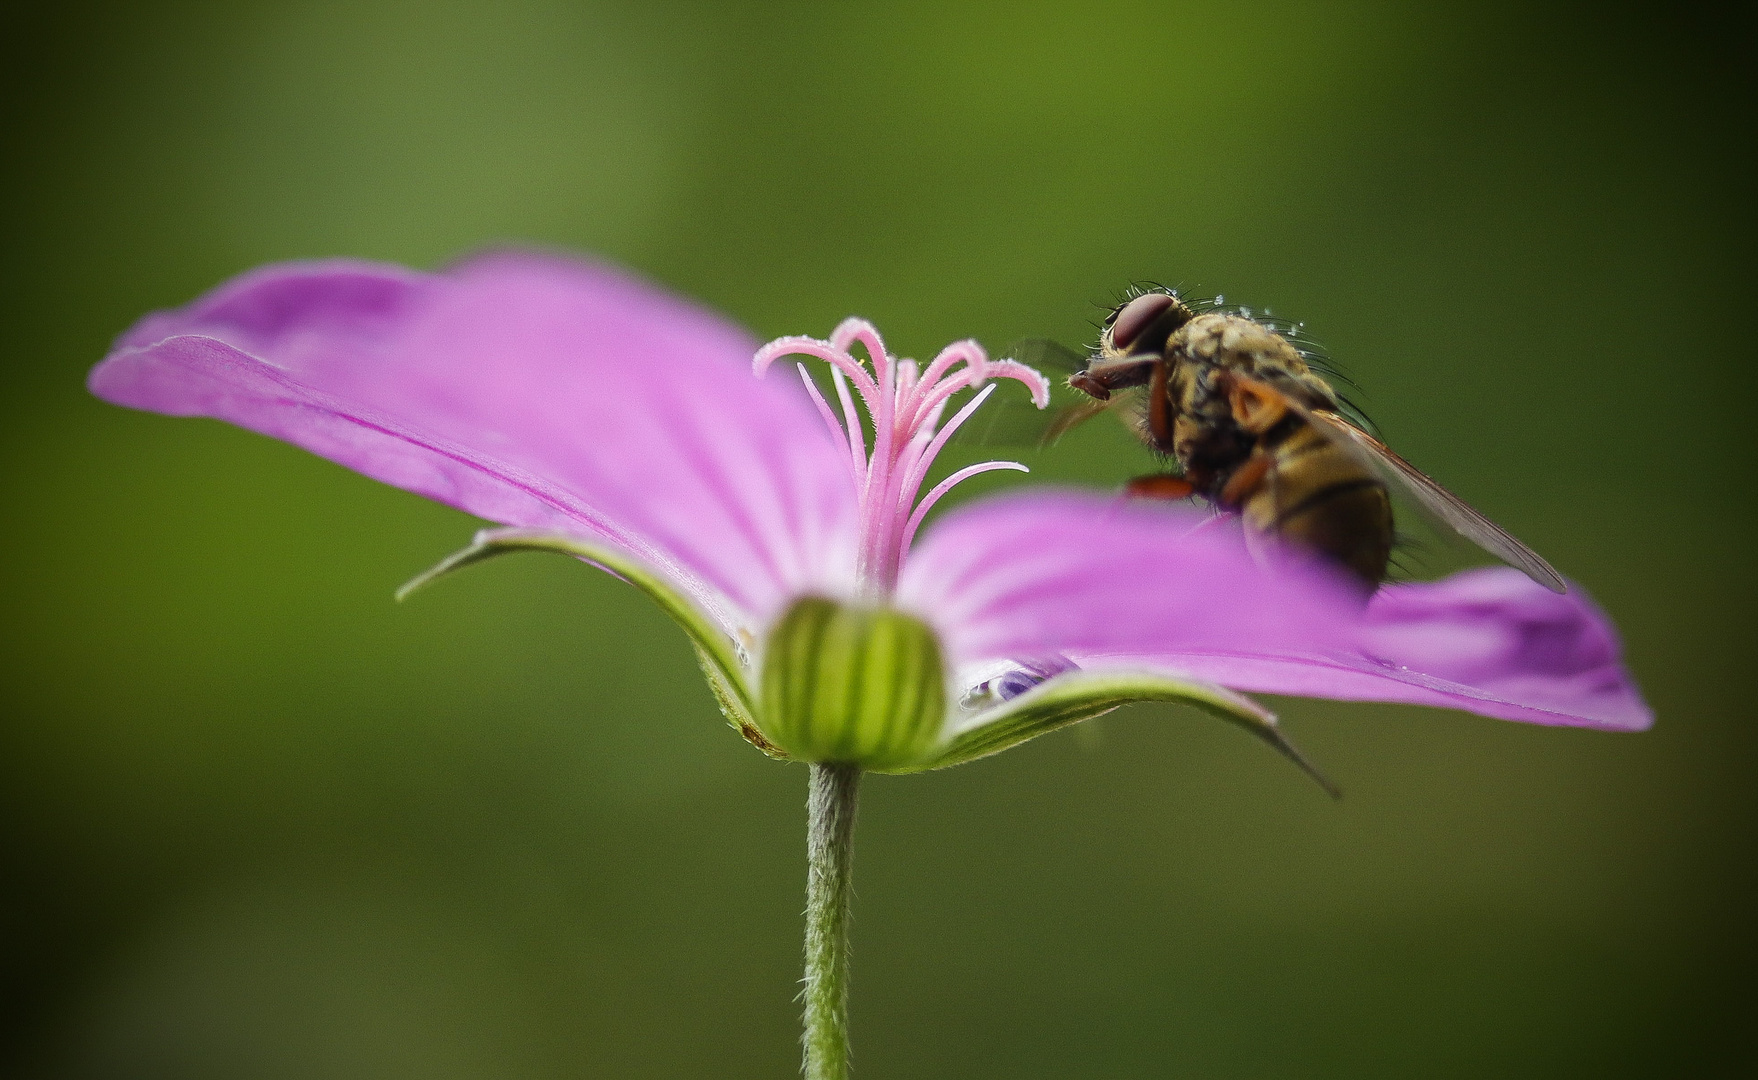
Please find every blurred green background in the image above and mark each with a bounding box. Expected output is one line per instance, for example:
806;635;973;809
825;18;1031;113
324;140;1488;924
4;1;1752;1076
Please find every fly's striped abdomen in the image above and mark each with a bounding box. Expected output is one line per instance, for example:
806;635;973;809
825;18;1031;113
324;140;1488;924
1232;422;1392;588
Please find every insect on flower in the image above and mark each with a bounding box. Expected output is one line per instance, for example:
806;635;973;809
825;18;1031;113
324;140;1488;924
88;250;1650;759
88;250;1650;1080
1000;288;1565;595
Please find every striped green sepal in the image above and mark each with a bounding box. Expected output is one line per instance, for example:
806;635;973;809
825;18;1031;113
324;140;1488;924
910;669;1339;797
758;597;947;771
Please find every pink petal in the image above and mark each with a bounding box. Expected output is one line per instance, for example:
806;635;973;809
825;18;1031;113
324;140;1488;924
90;251;858;630
896;491;1365;665
1349;567;1649;730
899;492;1649;732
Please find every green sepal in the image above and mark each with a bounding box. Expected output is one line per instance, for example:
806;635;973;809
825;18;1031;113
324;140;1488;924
397;527;758;730
759;597;946;771
909;669;1339;797
693;642;788;758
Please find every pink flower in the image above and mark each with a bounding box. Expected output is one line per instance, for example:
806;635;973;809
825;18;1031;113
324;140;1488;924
88;250;1650;780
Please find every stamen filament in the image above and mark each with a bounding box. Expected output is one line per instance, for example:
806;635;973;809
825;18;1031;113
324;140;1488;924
797;365;862;493
900;461;1029;555
829;367;868;486
755;320;1050;597
893;383;999;528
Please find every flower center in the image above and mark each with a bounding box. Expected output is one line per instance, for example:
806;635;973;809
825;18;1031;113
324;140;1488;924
755;319;1049;597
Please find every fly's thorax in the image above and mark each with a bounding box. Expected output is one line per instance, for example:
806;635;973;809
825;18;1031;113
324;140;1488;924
1168;360;1254;492
1176;313;1307;372
1170;360;1234;424
1166;318;1339;469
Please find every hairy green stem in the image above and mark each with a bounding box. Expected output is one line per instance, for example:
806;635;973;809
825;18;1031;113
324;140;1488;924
803;762;861;1080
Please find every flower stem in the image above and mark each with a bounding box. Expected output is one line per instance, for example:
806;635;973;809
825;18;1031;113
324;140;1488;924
803;762;861;1080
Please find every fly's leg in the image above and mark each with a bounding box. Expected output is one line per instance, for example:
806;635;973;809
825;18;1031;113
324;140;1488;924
1218;452;1274;510
1123;475;1197;501
1145;358;1177;454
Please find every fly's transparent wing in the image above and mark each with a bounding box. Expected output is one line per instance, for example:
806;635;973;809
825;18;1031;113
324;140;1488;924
1307;410;1567;593
1006;337;1090;374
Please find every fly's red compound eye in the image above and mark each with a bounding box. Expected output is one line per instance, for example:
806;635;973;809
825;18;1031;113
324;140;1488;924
1108;292;1178;352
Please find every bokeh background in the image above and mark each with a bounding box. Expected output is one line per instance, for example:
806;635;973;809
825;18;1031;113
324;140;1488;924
4;1;1752;1077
